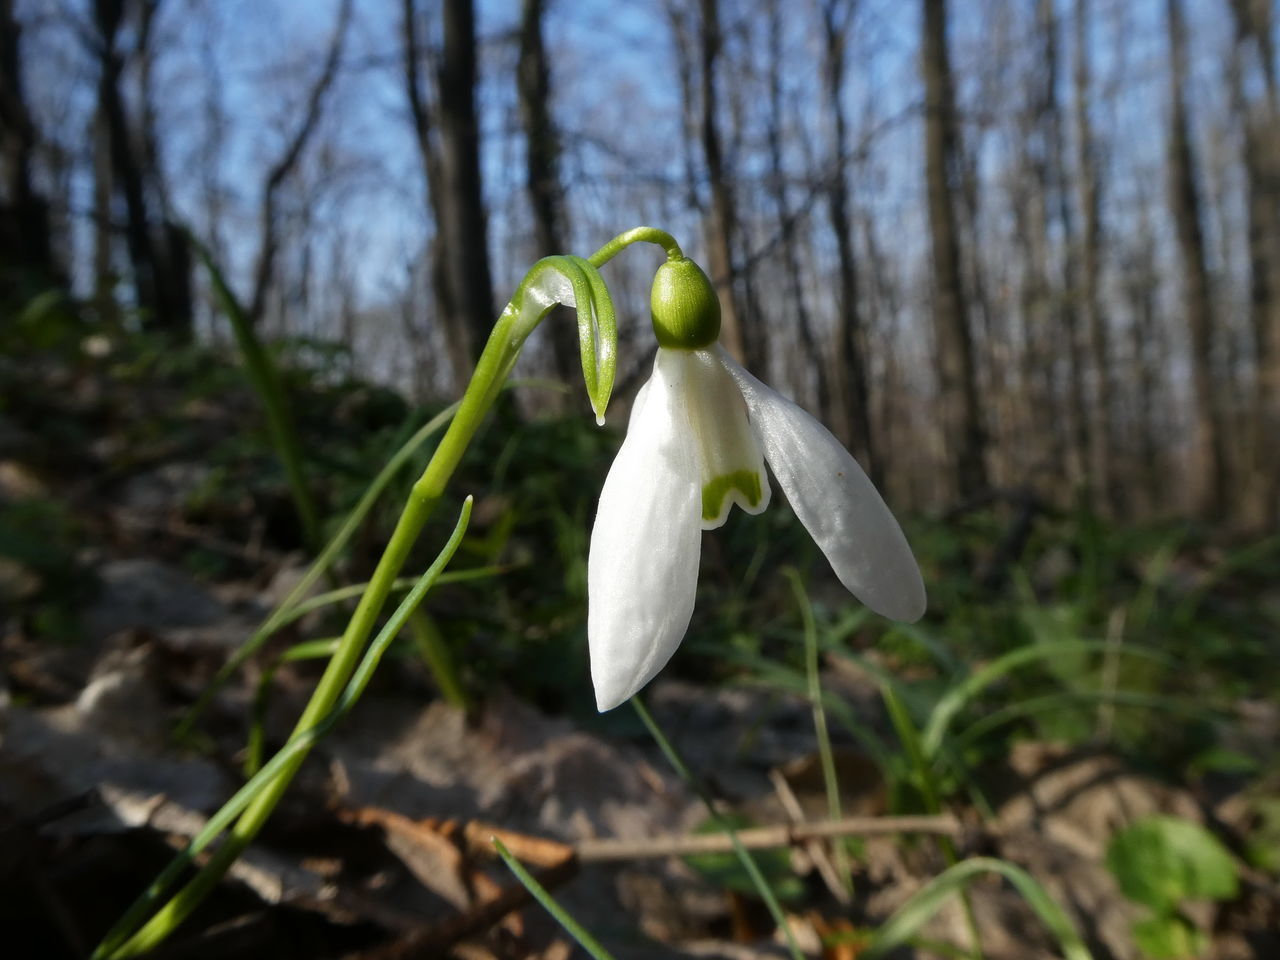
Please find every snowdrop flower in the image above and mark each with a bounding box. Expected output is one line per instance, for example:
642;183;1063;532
588;257;926;711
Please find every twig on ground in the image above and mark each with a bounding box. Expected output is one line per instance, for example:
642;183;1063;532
573;814;966;862
768;768;851;904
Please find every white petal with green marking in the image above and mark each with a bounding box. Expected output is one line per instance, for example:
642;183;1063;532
656;348;771;530
586;328;924;713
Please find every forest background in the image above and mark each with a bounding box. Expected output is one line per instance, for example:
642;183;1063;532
5;0;1278;524
2;0;1279;958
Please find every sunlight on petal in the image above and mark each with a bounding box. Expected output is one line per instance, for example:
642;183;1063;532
588;353;702;710
718;347;926;622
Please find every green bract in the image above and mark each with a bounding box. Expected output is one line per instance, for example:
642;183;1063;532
650;257;721;349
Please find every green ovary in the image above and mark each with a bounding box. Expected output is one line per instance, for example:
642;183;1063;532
702;470;763;522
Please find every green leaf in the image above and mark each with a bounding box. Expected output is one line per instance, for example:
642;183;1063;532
1106;816;1239;912
1132;911;1206;960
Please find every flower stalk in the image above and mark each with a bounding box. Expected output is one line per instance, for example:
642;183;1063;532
95;230;676;958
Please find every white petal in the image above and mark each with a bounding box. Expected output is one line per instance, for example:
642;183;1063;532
665;349;771;530
717;347;926;622
588;352;702;711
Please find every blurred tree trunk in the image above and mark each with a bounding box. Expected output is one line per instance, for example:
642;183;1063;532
0;0;60;296
94;0;165;330
403;0;495;388
1012;160;1062;497
92;106;116;320
1124;209;1165;517
92;0;191;339
438;0;495;372
1073;0;1117;513
953;19;999;481
661;1;704;222
922;0;986;500
1014;0;1073;502
1038;0;1089;495
1165;0;1227;518
818;0;878;484
1227;0;1280;527
136;0;191;336
697;0;748;366
863;214;905;501
402;0;454;379
517;0;577;389
763;0;827;418
1227;0;1276;99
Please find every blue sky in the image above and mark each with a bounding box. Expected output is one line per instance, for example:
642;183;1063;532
18;0;1258;397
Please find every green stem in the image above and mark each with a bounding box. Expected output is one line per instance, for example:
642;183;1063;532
631;697;805;960
785;569;850;894
106;494;437;957
882;687;984;960
246;638;340;776
407;608;470;711
99;227;675;958
175;403;460;741
492;839;618;960
587;226;682;266
97;499;474;959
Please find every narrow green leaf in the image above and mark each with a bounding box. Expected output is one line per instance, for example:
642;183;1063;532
922;641;1173;758
863;857;1093;960
175;403;458;739
631;696;806;960
492;838;617;960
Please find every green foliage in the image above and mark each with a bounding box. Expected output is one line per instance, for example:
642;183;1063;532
4;288;86;354
862;857;1093;960
1131;913;1206;960
1244;791;1280;875
683;813;807;902
1106;817;1239;912
0;495;86;639
1106;816;1240;960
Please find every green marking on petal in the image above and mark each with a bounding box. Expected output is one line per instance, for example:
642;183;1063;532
702;470;763;523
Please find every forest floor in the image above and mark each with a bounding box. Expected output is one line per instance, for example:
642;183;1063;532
2;335;1278;959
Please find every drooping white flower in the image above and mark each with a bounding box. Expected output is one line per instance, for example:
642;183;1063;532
587;257;926;711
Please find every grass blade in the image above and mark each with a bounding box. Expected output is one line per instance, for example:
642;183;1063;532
175;403;458;739
492;838;617;960
922;641;1173;759
95;499;474;959
863;857;1093;960
631;696;805;960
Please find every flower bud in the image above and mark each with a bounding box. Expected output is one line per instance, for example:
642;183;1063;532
650;257;721;349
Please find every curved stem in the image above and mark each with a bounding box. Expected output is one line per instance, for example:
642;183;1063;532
99;499;474;958
588;226;683;266
97;226;682;958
